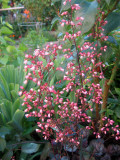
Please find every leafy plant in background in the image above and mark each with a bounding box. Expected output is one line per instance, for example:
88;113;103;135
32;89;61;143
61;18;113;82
0;0;9;8
20;0;120;159
21;29;57;52
21;0;61;25
0;20;27;66
0;65;44;159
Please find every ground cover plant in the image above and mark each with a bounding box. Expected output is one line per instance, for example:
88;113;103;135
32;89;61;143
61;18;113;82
18;0;120;159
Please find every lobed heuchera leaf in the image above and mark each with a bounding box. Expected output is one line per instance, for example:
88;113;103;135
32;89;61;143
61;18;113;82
21;143;40;154
104;12;120;34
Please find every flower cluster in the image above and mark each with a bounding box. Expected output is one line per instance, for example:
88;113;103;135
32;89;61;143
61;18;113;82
20;0;120;146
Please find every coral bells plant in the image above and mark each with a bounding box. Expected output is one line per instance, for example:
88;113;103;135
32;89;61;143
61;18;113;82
20;0;120;147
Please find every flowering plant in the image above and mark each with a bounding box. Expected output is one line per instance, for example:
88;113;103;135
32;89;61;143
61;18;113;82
20;0;120;150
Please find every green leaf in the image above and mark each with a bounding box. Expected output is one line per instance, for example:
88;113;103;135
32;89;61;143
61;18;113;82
51;16;61;29
0;112;5;125
10;90;18;101
29;151;42;160
0;26;13;35
0;86;6;99
6;45;17;53
0;72;11;100
104;12;120;34
0;100;12;121
115;88;120;96
69;91;76;102
0;55;9;65
108;98;120;104
4;36;15;44
51;0;60;5
5;22;13;30
12;98;21;115
21;143;40;154
19;152;28;160
51;16;61;25
9;83;14;91
75;0;98;34
0;126;11;137
11;109;24;131
0;36;6;45
2;150;13;160
99;109;106;114
107;109;114;116
105;0;111;5
50;75;56;87
0;137;6;152
107;36;118;45
115;106;120;118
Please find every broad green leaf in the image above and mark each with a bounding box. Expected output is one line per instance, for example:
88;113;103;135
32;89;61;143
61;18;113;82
51;16;61;29
11;109;24;131
115;88;120;96
5;22;13;29
0;137;6;152
4;36;15;44
0;26;13;35
104;12;120;34
51;16;61;25
0;36;6;45
2;150;13;160
21;143;40;154
108;98;120;104
0;55;9;65
6;45;17;53
0;126;11;137
75;0;98;34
